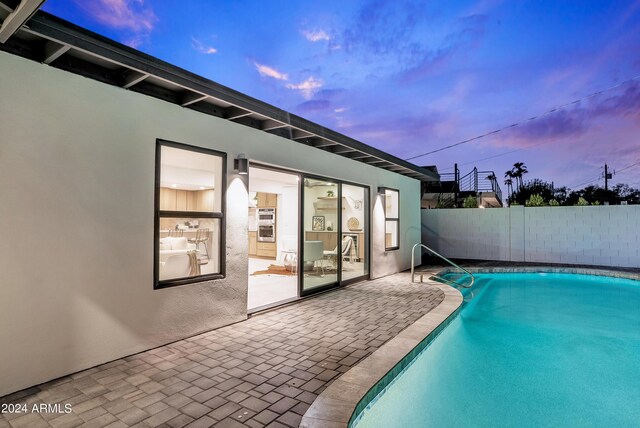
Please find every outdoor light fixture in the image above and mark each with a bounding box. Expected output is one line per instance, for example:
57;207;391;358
234;154;248;175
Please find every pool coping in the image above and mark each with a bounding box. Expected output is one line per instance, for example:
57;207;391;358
299;266;640;428
438;265;640;281
299;280;463;428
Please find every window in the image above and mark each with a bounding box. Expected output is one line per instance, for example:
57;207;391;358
382;188;399;250
155;140;226;288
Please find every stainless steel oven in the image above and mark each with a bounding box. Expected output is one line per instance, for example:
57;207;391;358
257;208;276;242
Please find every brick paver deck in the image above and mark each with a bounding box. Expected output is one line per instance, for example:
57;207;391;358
1;273;444;428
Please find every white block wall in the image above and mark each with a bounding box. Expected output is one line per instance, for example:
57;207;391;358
422;206;640;268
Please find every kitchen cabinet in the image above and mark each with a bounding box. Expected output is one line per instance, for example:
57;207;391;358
256;192;277;208
160;187;214;211
256;241;276;258
248;231;257;256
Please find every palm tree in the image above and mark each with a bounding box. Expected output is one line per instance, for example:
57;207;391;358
486;173;497;193
504;170;515;193
512;162;528;189
504;177;513;198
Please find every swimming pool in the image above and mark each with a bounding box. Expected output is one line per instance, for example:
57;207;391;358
352;272;640;427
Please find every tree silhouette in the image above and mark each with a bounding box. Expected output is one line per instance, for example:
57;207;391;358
504;170;516;194
504;177;513;199
511;162;528;190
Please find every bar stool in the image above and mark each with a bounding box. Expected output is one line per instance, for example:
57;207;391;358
189;228;210;259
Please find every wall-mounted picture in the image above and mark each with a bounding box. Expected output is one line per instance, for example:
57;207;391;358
312;215;325;231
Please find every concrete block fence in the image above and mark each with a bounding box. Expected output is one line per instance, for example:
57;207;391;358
421;206;640;268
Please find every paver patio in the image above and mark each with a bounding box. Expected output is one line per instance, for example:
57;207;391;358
1;272;444;428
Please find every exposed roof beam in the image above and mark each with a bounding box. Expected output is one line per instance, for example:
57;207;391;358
264;127;293;139
291;129;313;140
313;140;337;148
10;11;438;182
0;2;16;13
297;137;319;146
122;70;148;88
225;106;252;120
42;40;69;64
180;92;208;107
332;146;356;154
0;0;45;43
229;114;262;130
347;152;369;158
261;119;288;131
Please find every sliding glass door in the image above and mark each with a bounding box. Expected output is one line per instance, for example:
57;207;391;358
302;178;339;292
301;177;369;295
341;183;368;283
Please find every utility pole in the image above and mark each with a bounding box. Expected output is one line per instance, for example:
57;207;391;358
454;163;459;207
604;163;612;192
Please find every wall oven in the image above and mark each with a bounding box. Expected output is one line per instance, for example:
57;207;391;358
257;208;276;242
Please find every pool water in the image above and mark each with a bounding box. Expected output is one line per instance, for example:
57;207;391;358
353;273;640;428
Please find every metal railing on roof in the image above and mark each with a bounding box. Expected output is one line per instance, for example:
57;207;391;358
424;167;503;206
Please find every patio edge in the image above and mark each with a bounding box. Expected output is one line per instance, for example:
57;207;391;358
299;281;463;428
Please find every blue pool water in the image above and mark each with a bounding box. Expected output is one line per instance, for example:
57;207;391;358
353;273;640;428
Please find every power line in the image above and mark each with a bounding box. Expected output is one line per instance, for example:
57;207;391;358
568;173;603;190
439;139;557;172
405;74;640;161
568;159;640;189
615;159;640;174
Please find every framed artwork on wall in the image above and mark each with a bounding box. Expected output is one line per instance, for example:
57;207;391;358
312;215;325;231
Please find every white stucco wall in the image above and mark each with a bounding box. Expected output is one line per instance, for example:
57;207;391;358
0;52;421;396
422;206;640;267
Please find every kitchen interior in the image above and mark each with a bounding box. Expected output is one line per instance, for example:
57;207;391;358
158;146;221;281
247;167;299;311
302;180;367;292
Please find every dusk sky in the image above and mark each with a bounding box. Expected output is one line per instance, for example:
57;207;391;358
42;0;640;190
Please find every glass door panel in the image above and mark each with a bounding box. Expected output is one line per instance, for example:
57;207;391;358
341;184;368;282
302;178;338;292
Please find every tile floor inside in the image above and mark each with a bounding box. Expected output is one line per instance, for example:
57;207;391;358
247;258;367;311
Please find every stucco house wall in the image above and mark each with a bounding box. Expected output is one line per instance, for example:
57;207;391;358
0;51;421;396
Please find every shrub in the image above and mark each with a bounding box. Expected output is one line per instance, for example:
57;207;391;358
549;199;559;206
463;196;477;208
525;194;545;207
592;200;601;206
576;197;589;206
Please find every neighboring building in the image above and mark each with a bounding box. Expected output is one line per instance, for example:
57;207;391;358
421;165;503;208
0;9;437;396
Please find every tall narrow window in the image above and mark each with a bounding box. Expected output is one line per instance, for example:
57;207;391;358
383;188;399;250
155;140;226;288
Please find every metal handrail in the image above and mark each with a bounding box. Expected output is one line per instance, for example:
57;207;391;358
411;243;475;288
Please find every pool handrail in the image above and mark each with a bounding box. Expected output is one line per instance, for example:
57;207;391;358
411;243;475;288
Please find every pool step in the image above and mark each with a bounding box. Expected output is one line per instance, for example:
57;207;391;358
411;243;474;289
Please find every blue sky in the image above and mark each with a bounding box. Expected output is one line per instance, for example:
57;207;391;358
42;0;640;190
